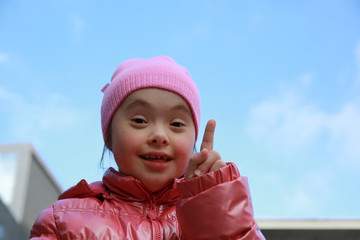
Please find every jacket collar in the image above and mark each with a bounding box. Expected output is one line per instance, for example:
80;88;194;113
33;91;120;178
59;167;181;205
103;167;180;205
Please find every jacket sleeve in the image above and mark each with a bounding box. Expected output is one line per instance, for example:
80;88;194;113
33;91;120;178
176;163;265;240
30;206;60;240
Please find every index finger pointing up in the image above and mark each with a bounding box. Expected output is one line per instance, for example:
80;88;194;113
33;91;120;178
200;119;216;151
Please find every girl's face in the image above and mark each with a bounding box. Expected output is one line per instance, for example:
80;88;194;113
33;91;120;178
109;88;196;192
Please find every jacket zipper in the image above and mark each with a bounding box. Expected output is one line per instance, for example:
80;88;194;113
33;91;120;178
150;182;175;240
152;219;161;240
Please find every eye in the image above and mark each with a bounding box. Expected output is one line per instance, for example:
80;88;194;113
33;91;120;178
131;118;147;124
171;121;185;128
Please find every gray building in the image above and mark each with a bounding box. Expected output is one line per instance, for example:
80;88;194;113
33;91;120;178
0;143;62;239
0;143;359;239
258;219;360;239
0;199;27;240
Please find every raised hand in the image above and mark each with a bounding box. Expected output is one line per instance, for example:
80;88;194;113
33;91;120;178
185;119;226;179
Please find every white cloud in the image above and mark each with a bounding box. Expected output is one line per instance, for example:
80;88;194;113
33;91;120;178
247;91;327;153
254;167;336;217
327;103;360;167
0;53;9;64
247;40;360;168
284;170;334;216
247;41;360;216
247;80;360;170
0;87;81;143
298;72;314;86
69;14;86;43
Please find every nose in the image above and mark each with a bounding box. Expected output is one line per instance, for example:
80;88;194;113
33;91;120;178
147;125;169;146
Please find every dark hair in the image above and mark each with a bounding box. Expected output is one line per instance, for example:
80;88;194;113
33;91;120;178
100;125;112;169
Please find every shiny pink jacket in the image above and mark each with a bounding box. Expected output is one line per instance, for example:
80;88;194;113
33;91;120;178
30;163;264;239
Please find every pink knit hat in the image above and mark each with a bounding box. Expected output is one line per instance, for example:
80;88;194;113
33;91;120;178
101;56;201;142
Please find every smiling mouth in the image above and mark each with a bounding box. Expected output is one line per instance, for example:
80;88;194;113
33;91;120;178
140;155;172;162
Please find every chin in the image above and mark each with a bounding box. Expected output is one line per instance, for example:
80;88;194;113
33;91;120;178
142;178;172;193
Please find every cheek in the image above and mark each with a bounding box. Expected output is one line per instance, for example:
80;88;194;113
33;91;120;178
112;132;144;173
112;130;142;157
173;139;194;177
174;137;195;162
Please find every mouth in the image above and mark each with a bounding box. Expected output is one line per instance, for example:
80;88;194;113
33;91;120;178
140;153;173;162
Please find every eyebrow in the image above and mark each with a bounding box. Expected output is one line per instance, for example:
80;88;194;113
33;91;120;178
124;99;150;111
124;99;191;114
172;104;191;114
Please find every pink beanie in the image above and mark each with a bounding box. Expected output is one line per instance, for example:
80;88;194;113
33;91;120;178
101;56;201;142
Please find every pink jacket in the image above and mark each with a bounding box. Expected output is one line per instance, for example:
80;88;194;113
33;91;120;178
30;163;264;239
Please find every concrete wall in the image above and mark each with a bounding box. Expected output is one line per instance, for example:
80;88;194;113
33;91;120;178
0;199;27;240
259;219;360;240
22;150;62;234
0;143;62;238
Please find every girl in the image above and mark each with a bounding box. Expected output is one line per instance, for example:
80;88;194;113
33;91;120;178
30;56;265;239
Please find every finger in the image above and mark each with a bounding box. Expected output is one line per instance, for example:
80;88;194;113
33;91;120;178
200;119;216;151
209;159;226;172
185;149;208;179
193;150;221;176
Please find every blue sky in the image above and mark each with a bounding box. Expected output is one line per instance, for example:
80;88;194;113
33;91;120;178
1;0;360;219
